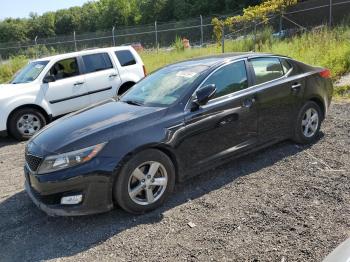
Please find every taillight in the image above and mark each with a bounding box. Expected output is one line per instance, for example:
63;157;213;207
142;65;147;77
319;69;331;78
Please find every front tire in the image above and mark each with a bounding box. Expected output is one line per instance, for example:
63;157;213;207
8;108;47;141
114;149;175;214
293;101;322;144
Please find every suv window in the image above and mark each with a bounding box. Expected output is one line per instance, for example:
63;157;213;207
115;50;136;66
49;57;79;81
202;60;248;99
82;53;113;73
250;57;284;85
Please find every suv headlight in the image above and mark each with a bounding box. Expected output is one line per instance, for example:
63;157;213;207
37;143;106;175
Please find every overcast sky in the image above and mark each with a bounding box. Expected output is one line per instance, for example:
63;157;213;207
0;0;91;19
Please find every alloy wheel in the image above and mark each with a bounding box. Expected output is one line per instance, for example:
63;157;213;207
128;161;168;206
301;108;319;138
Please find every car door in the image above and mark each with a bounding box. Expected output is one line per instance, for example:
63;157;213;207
82;52;122;104
43;56;90;117
248;57;305;141
177;60;259;170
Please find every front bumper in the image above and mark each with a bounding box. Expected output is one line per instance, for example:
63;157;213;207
24;164;115;216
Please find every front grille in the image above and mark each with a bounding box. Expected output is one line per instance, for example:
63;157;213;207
25;153;43;172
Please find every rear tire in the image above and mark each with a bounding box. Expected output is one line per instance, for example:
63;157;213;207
8;108;47;141
114;149;175;214
293;101;322;144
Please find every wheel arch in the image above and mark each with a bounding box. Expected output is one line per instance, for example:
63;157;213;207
117;81;136;95
6;104;51;130
307;96;325;121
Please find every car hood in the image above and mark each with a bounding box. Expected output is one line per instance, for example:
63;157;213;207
29;99;167;155
0;83;35;99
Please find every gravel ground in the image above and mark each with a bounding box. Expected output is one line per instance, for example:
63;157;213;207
335;73;350;87
0;102;349;262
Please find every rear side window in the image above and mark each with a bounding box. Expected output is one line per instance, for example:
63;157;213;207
281;59;292;74
250;57;284;85
82;53;113;73
115;50;136;67
202;60;248;99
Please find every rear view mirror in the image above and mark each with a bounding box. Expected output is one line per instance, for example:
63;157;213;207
195;84;216;106
43;75;56;83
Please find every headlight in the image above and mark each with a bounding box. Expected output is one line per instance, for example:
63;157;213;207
37;143;106;175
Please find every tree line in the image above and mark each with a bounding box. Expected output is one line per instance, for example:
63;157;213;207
0;0;260;44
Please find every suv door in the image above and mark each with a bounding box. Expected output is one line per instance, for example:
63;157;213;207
248;57;304;141
43;57;89;116
178;60;259;170
82;52;122;104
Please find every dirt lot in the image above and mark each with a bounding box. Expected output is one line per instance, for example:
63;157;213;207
0;102;349;262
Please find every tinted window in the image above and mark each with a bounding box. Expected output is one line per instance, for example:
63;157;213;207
115;50;136;66
82;53;113;73
202;61;248;99
281;59;292;74
49;58;79;81
250;57;284;85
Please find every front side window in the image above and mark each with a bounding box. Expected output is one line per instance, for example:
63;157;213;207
48;58;79;81
250;57;284;85
115;50;136;66
11;60;49;84
201;60;248;99
82;53;113;73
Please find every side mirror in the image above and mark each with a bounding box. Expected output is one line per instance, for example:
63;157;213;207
195;84;216;106
43;75;56;83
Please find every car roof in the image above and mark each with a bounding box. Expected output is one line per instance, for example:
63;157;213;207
166;52;289;69
34;46;134;62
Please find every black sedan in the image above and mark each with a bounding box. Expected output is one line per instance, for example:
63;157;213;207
24;53;333;216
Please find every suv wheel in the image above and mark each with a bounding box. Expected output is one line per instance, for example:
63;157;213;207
8;108;47;141
293;101;322;144
114;149;175;214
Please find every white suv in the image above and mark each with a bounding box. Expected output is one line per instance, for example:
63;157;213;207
0;46;146;140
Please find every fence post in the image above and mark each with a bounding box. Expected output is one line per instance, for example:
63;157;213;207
221;25;225;53
112;26;116;46
34;36;38;58
254;22;257;52
73;31;77;51
329;0;333;27
155;21;158;52
200;15;204;46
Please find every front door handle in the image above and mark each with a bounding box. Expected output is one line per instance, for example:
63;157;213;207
291;83;302;92
109;73;118;78
218;114;239;126
242;97;256;108
74;81;85;86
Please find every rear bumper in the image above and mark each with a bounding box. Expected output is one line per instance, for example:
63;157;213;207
24;165;115;216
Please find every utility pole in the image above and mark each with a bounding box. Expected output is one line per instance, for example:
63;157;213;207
221;25;225;53
112;26;116;46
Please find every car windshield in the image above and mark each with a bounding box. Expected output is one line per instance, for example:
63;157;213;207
11;60;49;84
120;64;209;107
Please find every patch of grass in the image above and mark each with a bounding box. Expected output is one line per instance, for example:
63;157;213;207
0;56;28;83
334;85;350;98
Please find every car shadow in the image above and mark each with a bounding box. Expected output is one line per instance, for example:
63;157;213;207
0;136;21;148
0;135;323;262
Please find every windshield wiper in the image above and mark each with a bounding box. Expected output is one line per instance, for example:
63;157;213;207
123;99;144;106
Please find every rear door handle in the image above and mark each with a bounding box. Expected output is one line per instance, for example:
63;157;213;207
242;97;256;108
74;81;84;86
291;83;302;91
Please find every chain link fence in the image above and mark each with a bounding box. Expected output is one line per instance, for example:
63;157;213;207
0;0;350;61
